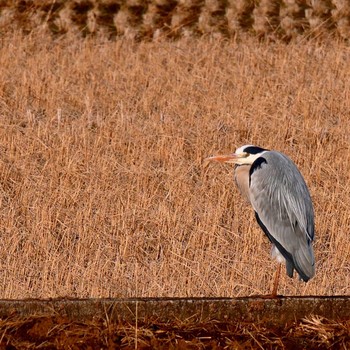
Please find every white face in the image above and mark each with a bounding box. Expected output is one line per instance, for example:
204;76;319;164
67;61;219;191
233;145;267;165
235;144;254;154
205;144;267;165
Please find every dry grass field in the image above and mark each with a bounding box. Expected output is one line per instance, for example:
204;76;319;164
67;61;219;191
0;28;349;301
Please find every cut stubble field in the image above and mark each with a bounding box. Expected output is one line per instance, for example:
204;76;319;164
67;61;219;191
0;32;349;299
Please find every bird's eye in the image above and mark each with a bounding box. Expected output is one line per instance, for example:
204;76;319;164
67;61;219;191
242;152;249;157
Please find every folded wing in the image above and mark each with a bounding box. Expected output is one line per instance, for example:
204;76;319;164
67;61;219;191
248;151;315;281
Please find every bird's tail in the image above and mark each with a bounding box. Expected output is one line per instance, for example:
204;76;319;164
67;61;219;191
293;241;315;282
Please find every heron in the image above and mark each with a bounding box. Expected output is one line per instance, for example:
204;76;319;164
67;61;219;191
206;145;315;296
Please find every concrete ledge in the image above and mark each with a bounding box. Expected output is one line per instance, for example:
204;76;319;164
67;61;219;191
0;296;348;326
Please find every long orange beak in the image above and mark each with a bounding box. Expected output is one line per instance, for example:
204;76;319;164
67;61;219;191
205;153;239;164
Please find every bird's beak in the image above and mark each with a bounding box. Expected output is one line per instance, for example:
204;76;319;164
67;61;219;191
205;153;239;164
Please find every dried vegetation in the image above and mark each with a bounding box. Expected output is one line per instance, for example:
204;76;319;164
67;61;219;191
0;314;349;349
0;4;350;348
1;0;350;40
0;2;350;302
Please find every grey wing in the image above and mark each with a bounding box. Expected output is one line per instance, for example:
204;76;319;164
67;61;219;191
249;151;315;281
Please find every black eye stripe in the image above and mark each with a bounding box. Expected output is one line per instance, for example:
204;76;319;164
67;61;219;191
243;146;267;154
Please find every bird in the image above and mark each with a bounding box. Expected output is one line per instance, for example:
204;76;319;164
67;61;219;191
205;145;315;296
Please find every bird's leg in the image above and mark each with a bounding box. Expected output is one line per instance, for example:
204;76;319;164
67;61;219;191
271;263;281;297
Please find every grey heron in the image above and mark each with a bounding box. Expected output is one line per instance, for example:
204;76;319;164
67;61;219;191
206;145;315;296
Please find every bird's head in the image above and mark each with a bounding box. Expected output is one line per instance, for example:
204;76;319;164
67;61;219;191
205;145;267;165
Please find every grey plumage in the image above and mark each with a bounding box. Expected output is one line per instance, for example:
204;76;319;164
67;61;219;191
248;151;315;281
206;145;315;284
